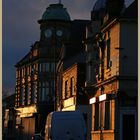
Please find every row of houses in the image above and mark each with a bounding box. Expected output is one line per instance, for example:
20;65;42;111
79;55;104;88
3;0;137;140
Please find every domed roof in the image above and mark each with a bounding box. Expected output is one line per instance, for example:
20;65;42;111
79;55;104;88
42;3;71;21
93;0;106;11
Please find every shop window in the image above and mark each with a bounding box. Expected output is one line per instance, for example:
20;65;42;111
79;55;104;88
94;101;111;131
94;103;99;130
104;101;110;130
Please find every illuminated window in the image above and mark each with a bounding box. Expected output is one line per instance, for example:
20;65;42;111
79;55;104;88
32;82;37;103
27;84;31;105
20;86;25;106
33;63;38;71
27;66;30;75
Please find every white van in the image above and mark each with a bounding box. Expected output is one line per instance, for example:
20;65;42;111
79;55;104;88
45;111;86;140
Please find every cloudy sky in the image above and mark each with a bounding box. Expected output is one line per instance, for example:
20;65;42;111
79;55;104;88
2;0;134;95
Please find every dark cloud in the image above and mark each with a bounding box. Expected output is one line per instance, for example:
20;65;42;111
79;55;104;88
3;0;134;94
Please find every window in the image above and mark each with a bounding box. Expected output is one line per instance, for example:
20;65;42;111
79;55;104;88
30;65;32;73
94;103;99;130
39;82;50;102
45;63;49;71
21;68;26;77
20;86;25;106
106;38;111;69
65;80;68;98
27;66;30;75
16;70;20;78
42;87;49;101
50;62;55;71
104;101;111;129
32;82;37;103
27;84;31;105
70;77;75;96
87;51;96;83
94;101;111;131
39;63;50;72
33;63;38;71
24;68;26;76
21;69;24;77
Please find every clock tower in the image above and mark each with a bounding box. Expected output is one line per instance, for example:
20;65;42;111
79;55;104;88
37;3;71;111
38;3;71;48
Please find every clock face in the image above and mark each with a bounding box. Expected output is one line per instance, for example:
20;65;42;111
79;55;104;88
56;30;63;37
44;29;52;38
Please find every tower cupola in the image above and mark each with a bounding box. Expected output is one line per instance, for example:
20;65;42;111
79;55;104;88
41;3;71;21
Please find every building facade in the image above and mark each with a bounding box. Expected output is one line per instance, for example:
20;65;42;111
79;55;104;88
61;61;92;140
56;19;89;111
61;63;87;111
12;1;137;140
55;20;91;139
89;1;137;140
14;3;71;140
14;3;90;140
3;94;16;139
